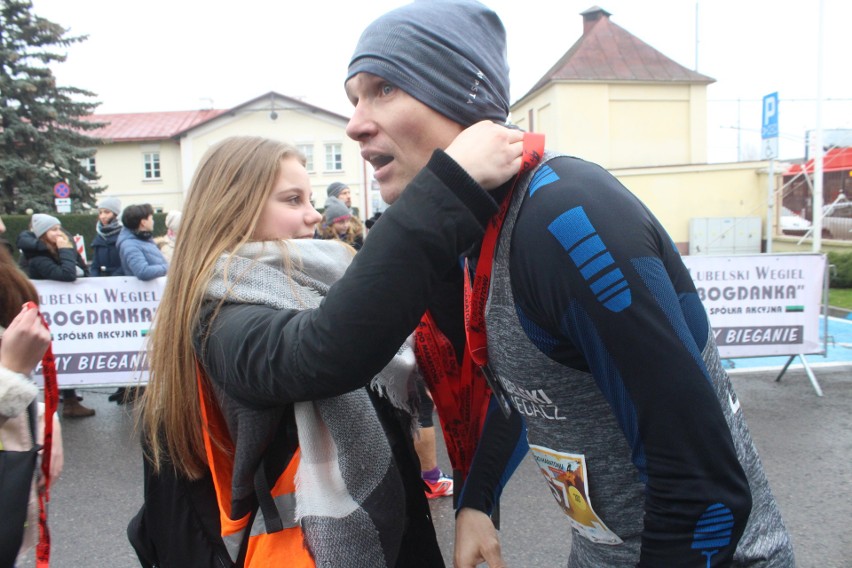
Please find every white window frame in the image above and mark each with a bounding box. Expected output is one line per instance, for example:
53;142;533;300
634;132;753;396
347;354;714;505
81;156;96;174
324;143;343;172
297;144;314;172
143;152;161;180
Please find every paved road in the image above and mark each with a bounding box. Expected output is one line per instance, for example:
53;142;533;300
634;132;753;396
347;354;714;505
18;366;852;567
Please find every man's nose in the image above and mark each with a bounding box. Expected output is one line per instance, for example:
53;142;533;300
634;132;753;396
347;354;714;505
345;101;375;142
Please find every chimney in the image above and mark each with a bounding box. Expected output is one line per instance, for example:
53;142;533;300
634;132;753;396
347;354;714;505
580;6;612;35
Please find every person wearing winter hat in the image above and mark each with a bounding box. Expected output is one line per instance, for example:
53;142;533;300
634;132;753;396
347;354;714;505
316;196;363;250
91;197;125;277
345;2;794;567
326;182;351;206
91;197;128;404
154;210;182;262
325;182;366;245
18;213;95;418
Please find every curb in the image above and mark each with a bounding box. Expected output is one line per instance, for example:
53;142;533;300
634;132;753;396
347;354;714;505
825;306;852;319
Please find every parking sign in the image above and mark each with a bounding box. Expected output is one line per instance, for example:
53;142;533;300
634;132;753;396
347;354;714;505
761;92;779;140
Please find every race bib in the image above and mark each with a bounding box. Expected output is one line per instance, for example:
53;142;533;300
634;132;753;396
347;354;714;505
529;444;623;545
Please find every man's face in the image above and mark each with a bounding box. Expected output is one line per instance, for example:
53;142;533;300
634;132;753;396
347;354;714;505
337;187;352;207
345;73;464;204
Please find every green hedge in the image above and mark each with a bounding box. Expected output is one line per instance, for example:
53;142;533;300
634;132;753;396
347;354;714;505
2;213;167;263
827;251;852;288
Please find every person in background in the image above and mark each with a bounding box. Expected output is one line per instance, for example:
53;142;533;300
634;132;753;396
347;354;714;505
154;210;181;262
413;376;453;499
315;196;364;250
0;215;13;256
345;2;795;566
326;181;365;243
0;302;63;567
90;196;130;404
18;213;94;418
90;197;125;277
117;204;168;281
116;204;165;405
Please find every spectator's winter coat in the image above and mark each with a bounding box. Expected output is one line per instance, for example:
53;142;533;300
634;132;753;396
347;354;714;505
91;222;124;277
17;231;89;281
117;228;168;281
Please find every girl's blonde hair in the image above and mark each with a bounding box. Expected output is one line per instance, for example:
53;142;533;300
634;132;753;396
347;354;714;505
139;136;304;479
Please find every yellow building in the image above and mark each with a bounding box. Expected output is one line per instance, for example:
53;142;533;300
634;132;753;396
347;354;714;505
511;7;781;253
84;92;370;217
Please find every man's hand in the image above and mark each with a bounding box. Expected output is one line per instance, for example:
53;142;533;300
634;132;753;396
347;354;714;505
454;507;506;568
1;303;51;374
445;121;524;191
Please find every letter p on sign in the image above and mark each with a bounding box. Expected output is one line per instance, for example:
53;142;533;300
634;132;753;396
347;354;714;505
761;92;778;139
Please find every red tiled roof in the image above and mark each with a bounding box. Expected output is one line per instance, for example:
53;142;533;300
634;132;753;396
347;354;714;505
518;7;715;103
785;147;852;175
81;109;227;142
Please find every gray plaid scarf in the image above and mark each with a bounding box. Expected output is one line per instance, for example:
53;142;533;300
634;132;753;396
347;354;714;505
206;239;414;567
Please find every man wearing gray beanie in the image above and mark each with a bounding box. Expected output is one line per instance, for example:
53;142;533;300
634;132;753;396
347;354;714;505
346;2;794;567
326;181;349;201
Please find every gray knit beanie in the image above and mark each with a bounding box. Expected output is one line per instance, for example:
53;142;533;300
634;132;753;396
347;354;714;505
323;197;352;225
347;0;510;127
32;214;61;238
97;196;122;216
326;182;348;199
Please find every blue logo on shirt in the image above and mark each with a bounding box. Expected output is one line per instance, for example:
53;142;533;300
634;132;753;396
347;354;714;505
691;503;734;567
547;207;632;312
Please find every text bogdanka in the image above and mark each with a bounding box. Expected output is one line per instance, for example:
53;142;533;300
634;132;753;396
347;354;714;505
690;267;805;282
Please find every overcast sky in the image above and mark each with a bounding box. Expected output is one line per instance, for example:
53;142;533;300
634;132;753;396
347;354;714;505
28;0;852;163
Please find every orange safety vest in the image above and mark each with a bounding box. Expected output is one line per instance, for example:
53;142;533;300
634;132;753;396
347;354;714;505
196;366;315;567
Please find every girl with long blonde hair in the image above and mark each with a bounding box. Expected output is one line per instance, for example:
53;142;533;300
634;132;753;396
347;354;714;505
134;124;520;567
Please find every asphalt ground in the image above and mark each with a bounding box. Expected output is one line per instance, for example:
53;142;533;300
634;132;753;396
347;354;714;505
17;365;852;568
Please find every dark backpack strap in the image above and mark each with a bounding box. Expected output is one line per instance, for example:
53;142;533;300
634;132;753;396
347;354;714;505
247;405;300;544
253;458;283;533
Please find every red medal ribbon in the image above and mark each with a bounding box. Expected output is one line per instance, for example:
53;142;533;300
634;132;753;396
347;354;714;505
414;132;544;480
464;132;544;368
31;304;58;568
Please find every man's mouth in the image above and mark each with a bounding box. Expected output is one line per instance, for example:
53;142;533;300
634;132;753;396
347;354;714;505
365;153;394;172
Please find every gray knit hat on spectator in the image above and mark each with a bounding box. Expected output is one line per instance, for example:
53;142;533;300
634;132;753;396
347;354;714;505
347;0;510;127
97;197;122;216
323;197;352;225
326;182;348;199
32;214;61;238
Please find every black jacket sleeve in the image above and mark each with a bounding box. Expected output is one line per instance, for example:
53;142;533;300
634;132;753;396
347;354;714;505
199;150;498;408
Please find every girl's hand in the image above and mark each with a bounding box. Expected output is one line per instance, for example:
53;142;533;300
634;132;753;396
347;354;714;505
0;304;50;374
55;233;73;249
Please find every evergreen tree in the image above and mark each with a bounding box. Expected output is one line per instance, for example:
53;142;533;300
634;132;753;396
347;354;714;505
0;0;105;215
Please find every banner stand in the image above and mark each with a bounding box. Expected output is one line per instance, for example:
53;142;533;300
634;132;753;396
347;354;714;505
774;262;830;397
775;354;823;396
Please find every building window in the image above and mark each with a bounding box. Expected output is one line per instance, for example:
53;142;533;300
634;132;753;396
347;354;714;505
297;144;314;172
143;152;161;179
325;143;342;171
81;156;96;174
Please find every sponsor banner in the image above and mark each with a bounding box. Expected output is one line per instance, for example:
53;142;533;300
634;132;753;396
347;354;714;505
681;254;826;358
31;276;165;387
